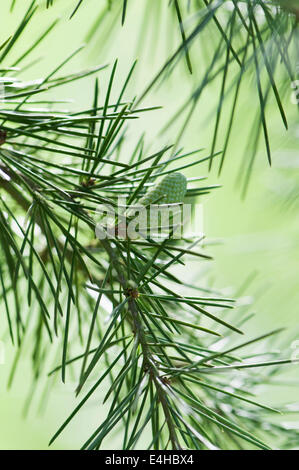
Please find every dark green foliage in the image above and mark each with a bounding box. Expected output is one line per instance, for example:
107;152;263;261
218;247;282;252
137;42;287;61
0;0;298;450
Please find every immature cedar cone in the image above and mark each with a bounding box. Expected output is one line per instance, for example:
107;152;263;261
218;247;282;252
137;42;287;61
0;129;7;146
138;172;187;207
114;172;188;239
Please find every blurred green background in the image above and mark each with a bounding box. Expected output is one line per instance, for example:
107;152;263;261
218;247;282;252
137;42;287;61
0;0;298;449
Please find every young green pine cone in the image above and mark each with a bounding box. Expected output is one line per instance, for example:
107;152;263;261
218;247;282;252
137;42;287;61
277;0;299;20
138;172;187;207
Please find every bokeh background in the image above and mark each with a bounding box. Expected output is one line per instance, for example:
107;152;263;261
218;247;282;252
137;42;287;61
0;0;298;449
